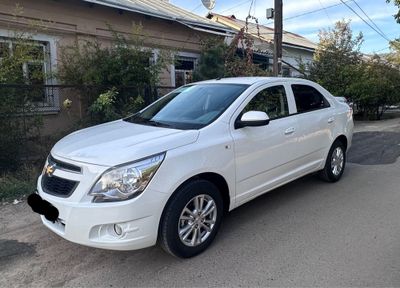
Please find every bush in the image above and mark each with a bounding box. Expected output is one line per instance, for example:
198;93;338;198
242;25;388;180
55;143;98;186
0;165;39;202
0;29;45;171
88;88;120;123
193;30;270;81
349;56;400;120
57;25;172;124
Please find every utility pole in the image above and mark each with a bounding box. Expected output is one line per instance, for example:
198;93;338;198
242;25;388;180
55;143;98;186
273;0;283;77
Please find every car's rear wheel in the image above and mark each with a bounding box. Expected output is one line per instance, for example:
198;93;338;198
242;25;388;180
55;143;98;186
159;179;223;258
319;140;346;182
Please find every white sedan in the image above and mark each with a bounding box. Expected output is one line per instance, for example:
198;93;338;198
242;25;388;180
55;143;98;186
28;77;353;258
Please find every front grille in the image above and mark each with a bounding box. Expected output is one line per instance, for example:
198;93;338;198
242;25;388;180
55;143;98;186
49;155;81;173
42;174;79;197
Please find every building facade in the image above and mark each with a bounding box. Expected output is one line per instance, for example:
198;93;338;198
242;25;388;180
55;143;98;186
0;0;233;134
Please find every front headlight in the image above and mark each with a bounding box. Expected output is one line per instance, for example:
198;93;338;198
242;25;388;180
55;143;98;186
89;153;165;202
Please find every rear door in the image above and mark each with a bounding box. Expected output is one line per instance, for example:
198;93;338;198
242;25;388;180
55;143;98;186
289;82;335;167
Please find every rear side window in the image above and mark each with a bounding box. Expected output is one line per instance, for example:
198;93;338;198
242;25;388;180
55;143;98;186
243;85;289;120
292;84;330;113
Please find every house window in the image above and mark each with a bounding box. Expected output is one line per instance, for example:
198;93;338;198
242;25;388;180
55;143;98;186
0;37;54;108
175;56;197;87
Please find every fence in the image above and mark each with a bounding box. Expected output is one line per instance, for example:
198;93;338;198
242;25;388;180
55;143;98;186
0;84;176;112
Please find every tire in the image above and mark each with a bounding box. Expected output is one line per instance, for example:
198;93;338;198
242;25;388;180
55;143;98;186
158;179;223;258
319;140;346;182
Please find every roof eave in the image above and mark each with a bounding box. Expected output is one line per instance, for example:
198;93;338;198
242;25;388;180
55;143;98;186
83;0;235;36
283;42;316;52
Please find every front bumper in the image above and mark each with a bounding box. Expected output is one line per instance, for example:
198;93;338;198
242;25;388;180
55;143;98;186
37;176;168;251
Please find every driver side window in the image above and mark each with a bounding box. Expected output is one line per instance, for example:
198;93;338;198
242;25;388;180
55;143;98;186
243;85;289;120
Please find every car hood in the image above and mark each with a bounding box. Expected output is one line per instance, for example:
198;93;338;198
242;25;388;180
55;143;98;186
51;120;199;166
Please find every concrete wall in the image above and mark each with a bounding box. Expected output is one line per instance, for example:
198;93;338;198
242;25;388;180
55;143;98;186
0;0;219;134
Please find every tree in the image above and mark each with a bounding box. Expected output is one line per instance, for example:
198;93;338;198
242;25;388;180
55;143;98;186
387;40;400;67
306;20;363;97
387;0;400;23
193;29;269;80
193;39;227;81
349;55;400;120
304;20;400;120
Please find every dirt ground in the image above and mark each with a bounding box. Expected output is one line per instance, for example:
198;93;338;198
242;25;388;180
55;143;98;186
1;118;400;287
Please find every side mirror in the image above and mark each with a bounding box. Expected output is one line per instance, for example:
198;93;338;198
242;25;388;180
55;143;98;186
235;111;270;129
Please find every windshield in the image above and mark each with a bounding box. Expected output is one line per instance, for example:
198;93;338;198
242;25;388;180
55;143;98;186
124;83;249;129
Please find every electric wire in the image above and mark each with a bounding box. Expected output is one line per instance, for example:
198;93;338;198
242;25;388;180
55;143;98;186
219;0;253;14
248;0;255;17
350;0;389;40
262;0;352;25
318;0;334;25
190;3;203;13
338;0;391;42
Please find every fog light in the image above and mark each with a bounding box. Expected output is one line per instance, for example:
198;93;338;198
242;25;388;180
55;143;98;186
114;224;123;236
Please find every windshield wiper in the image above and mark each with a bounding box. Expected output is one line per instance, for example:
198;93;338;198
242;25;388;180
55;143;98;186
124;115;171;128
146;120;171;128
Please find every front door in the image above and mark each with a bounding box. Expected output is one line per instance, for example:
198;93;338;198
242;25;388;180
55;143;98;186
230;84;299;206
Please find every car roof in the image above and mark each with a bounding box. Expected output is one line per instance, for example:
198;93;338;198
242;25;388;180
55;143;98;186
195;77;311;86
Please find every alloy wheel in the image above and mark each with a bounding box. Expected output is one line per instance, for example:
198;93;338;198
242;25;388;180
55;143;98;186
331;147;344;176
178;194;217;247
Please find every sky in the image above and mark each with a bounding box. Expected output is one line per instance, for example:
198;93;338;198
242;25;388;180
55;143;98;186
170;0;400;54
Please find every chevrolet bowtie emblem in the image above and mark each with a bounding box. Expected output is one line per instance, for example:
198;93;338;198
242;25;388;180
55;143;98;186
45;164;56;177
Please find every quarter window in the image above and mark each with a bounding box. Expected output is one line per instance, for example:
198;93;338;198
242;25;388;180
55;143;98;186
292;84;330;113
243;85;289;120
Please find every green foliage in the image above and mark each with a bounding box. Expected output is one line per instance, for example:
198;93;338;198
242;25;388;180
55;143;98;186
0;165;39;202
193;31;269;81
303;20;400;120
193;39;227;81
0;29;44;171
304;20;400;120
88;88;120;123
387;40;400;67
224;29;270;77
349;55;400;120
57;25;172;124
387;0;400;23
306;20;363;96
224;56;270;77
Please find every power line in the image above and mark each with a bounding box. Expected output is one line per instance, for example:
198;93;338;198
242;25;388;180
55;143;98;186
374;46;391;52
262;0;352;25
318;0;334;26
248;0;255;16
338;0;391;43
219;0;253;14
190;3;203;13
350;0;389;40
252;0;257;17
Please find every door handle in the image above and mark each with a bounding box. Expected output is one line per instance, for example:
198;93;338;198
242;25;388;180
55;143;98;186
328;117;335;123
284;127;295;135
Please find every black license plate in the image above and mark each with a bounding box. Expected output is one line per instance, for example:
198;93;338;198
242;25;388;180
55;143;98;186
27;193;59;222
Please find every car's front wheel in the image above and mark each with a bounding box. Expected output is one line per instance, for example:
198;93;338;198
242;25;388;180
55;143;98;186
319;140;346;182
159;179;223;258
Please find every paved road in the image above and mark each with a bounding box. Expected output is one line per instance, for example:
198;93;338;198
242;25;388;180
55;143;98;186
1;119;400;287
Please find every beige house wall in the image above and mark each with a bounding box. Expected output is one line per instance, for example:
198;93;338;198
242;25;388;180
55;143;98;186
0;0;220;135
